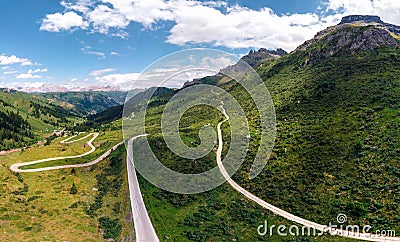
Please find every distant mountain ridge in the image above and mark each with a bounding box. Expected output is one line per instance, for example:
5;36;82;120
240;48;287;67
73;87;175;131
14;84;122;93
42;91;126;115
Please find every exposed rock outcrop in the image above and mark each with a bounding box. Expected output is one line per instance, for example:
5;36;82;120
297;15;399;64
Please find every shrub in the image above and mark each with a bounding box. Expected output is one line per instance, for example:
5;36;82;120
98;217;122;239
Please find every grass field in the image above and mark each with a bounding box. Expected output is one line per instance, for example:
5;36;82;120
0;128;131;241
16;131;123;170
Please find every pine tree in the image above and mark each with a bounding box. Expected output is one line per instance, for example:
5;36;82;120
70;183;78;194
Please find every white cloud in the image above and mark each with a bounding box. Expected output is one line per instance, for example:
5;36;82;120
1;66;10;70
19;82;45;88
326;0;400;25
200;55;237;70
327;0;374;14
3;70;18;75
16;68;47;79
88;51;106;58
110;51;119;55
42;0;400;51
61;0;94;14
95;72;140;87
16;73;42;79
87;5;129;34
40;11;88;32
0;54;33;66
101;0;174;26
167;5;337;50
80;45;106;59
90;68;116;76
28;68;48;74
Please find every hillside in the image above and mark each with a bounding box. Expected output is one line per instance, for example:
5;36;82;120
241;16;400;231
72;87;175;131
0;89;80;150
0;126;133;241
119;15;400;241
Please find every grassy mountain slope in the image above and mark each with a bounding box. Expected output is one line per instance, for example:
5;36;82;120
244;46;400;230
124;17;400;241
0;127;133;241
0;89;80;150
73;87;175;131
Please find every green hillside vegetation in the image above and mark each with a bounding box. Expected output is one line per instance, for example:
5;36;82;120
0;125;132;241
122;23;400;241
0;110;34;150
126;97;354;241
0;90;81;151
19;129;122;170
73;87;175;132
243;46;400;232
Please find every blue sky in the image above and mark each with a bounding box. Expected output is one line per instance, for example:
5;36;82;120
0;0;399;91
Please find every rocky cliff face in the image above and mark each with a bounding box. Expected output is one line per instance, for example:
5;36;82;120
297;15;400;64
340;15;400;35
339;15;384;25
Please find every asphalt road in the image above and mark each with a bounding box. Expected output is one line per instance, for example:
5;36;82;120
126;135;160;242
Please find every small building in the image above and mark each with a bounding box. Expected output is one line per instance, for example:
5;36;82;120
53;130;63;136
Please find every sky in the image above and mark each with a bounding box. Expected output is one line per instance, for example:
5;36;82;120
0;0;399;91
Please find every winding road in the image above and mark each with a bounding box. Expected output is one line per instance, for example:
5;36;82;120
217;105;400;242
60;132;88;144
10;132;159;241
10;133;123;173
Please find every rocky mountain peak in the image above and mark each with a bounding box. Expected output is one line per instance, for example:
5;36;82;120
242;48;287;67
339;15;400;36
296;15;400;64
339;15;384;25
182;48;287;88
